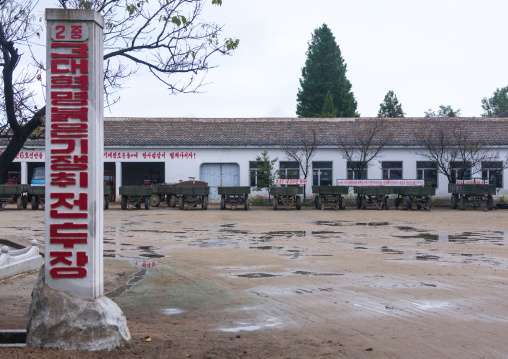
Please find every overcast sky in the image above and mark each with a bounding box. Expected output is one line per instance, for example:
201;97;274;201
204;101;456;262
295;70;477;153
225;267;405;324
41;0;508;118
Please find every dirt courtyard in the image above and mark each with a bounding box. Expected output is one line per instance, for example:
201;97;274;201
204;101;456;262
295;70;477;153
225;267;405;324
1;203;508;358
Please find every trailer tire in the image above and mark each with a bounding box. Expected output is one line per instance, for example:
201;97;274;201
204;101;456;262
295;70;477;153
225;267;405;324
202;195;208;210
121;195;127;210
31;196;39;210
144;196;151;209
403;196;412;210
220;195;225;210
394;197;400;209
296;196;302;210
356;195;362;209
340;196;346;210
22;196;28;209
150;194;161;207
273;196;278;210
316;195;321;210
16;196;23;210
460;195;466;210
384;196;390;210
178;196;184;210
424;196;432;211
244;194;249;210
488;195;494;210
451;194;458;209
361;196;367;210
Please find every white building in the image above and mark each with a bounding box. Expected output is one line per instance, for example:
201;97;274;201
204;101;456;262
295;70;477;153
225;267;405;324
4;117;508;202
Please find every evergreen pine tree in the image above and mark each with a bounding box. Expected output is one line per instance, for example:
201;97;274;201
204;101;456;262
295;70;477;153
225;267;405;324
377;90;405;117
320;91;337;117
296;24;358;118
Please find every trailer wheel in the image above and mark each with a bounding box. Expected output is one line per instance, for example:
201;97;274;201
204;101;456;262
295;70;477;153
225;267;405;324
296;196;302;210
202;195;208;210
424;196;432;211
220;195;225;210
361;196;367;210
244;194;249;210
403;196;412;210
451;194;458;209
460;195;466;210
30;196;38;210
356;195;362;209
178;196;184;210
121;195;127;210
144;196;151;209
340;196;346;210
150;194;161;207
384;196;390;210
16;196;23;210
22;196;28;209
316;195;322;210
488;195;494;210
273;196;278;210
167;194;176;207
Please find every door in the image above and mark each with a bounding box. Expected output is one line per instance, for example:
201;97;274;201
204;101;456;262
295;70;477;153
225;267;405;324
200;163;240;202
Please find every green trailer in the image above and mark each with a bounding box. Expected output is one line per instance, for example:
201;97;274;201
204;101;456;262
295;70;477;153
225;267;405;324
218;186;251;210
354;186;394;210
392;186;436;211
269;186;303;210
147;183;178;208
174;182;210;210
448;183;497;211
0;184;28;210
27;185;44;210
312;185;349;210
119;185;153;210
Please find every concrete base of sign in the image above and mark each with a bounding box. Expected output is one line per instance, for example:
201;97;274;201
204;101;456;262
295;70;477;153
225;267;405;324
26;267;131;350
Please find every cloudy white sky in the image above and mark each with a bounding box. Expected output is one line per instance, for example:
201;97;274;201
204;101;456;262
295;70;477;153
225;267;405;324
39;0;508;118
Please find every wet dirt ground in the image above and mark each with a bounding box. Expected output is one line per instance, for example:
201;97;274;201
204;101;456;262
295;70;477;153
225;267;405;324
1;203;508;358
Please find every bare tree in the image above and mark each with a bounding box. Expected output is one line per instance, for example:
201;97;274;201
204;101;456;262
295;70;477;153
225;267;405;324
0;0;238;182
337;118;393;179
281;126;318;200
414;120;507;183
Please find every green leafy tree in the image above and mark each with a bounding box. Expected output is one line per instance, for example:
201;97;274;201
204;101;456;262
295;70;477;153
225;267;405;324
0;0;238;183
481;86;508;117
377;90;405;117
424;105;461;117
252;150;278;193
320;91;337;117
296;24;358;118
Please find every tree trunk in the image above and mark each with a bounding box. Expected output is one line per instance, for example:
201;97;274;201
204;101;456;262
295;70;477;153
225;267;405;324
0;107;45;184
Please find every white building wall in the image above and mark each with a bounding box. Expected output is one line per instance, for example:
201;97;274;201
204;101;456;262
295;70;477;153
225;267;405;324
9;146;508;199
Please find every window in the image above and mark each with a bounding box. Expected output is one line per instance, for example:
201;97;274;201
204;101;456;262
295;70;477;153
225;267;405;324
250;161;268;187
382;161;403;180
347;161;367;179
417;161;438;188
313;161;333;186
482;161;503;188
450;161;471;182
279;161;299;186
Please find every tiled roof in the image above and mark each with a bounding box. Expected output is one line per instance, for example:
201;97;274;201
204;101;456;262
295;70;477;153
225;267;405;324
103;117;508;148
3;117;508;148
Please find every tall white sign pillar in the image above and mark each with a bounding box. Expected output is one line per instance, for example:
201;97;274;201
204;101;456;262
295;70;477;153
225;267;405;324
27;9;130;350
45;9;104;300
